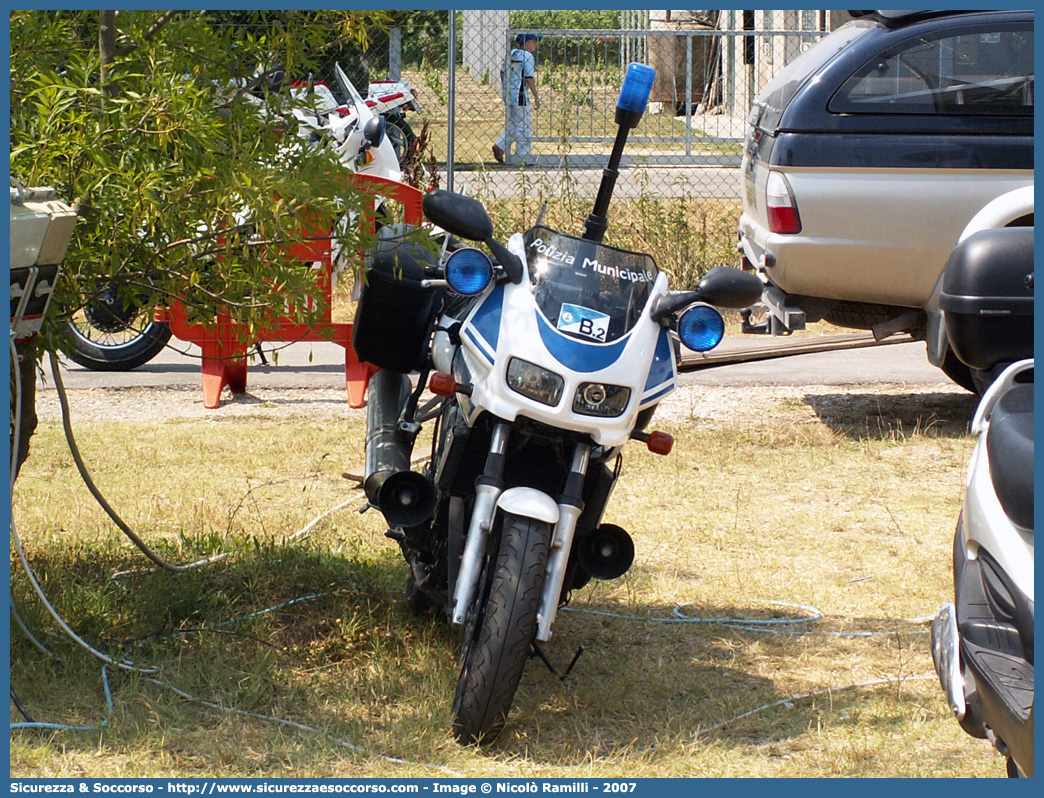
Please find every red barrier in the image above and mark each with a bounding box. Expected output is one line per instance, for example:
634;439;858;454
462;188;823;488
165;174;424;409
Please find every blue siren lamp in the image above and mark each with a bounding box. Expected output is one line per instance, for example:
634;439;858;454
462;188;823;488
677;305;725;353
445;247;494;295
582;62;657;243
616;63;655;128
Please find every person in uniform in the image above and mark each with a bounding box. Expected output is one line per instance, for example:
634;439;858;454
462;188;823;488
493;34;540;165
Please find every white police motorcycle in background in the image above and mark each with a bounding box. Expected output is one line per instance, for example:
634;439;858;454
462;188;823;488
352;64;762;744
62;63;399;372
364;77;423;167
930;224;1033;777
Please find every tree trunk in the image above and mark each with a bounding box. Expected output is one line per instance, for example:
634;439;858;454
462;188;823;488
99;10;118;101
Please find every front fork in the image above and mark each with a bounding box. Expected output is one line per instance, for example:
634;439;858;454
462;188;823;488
536;444;590;642
450;422;509;625
449;422;592;642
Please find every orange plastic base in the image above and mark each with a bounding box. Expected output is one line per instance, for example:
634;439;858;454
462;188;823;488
163;174;423;409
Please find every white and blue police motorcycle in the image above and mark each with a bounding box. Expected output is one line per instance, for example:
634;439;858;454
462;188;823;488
352;64;762;744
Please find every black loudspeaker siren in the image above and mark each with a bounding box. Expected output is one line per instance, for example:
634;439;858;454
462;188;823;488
377;470;436;529
578;524;635;581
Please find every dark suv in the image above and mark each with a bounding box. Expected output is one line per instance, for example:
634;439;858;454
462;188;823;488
737;10;1033;387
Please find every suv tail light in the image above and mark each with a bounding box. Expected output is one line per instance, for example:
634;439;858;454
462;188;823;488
766;171;801;234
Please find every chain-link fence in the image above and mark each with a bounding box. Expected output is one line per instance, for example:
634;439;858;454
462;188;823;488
303;12;832;201
458;26;825;197
275;12;838;283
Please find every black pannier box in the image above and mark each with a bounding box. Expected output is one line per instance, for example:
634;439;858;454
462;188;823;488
352;244;444;374
940;227;1033;371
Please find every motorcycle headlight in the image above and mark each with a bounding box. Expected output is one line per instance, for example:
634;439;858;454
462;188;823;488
506;358;564;407
573;382;631;417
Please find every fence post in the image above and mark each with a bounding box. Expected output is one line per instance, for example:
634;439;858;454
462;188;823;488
388;25;402;81
725;11;736;115
684;33;693;157
447;10;456;191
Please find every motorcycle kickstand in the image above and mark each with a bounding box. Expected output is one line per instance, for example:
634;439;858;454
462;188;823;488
531;641;585;681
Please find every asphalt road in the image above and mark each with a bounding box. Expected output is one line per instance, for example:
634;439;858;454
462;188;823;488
44;335;949;396
679;337;948;388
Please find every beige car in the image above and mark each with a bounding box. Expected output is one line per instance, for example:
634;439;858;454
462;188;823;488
736;10;1033;387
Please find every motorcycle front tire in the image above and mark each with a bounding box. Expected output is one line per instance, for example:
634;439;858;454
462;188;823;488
451;511;550;745
62;318;172;372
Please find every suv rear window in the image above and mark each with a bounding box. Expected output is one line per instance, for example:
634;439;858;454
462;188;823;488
753;20;873;131
830;24;1034;116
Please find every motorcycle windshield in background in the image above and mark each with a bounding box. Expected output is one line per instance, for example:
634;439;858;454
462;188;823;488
335;63;369;120
523;226;658;344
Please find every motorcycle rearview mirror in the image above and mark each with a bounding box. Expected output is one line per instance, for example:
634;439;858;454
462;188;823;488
650;266;763;320
695;266;764;309
423;190;524;283
363;115;385;148
423;190;493;242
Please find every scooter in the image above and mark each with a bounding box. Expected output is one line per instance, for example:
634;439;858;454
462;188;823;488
930;224;1033;778
352;63;763;744
62;64;399;372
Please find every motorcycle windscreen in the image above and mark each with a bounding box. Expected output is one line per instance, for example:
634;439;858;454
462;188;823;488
523;226;658;344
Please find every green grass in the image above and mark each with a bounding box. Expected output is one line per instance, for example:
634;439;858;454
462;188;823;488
9;382;1002;777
